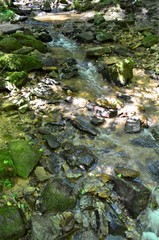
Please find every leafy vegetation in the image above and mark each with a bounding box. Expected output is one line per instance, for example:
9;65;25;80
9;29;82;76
0;6;14;22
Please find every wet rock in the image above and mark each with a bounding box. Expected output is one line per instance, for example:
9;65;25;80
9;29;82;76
37;32;52;42
8;140;41;178
113;177;150;218
43;134;61;149
41;179;77;213
105;203;126;236
148;160;159;175
106;235;126;240
150;127;159;141
77;31;94;43
100;109;118;118
31;211;75;240
91;115;105;125
70;116;99;136
63;145;97;170
0;23;24;34
125;117;141;133
0;206;26;240
59;58;78;79
131;136;157;148
86;46;111;57
114;167;140;179
71;229;98;240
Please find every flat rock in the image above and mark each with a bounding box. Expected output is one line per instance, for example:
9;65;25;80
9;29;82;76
0;23;24;34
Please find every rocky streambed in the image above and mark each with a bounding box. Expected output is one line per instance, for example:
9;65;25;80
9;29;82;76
0;1;159;240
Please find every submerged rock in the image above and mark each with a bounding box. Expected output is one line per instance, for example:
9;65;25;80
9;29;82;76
0;206;26;240
43;134;61;149
131;136;157;148
8;140;41;178
113;177;150;218
41;179;77;213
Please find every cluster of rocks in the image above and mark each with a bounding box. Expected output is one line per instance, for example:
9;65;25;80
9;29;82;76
0;1;159;240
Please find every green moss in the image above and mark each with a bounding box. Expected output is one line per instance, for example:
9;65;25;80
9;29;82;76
0;148;15;180
5;71;28;87
12;32;47;53
8;140;41;178
0;53;43;72
142;34;158;48
41;181;77;213
0;206;26;240
0;37;22;52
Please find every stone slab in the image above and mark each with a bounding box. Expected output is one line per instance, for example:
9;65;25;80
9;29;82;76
0;23;24;34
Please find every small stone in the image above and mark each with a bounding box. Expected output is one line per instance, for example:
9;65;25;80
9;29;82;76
34;166;51;182
114;167;140;179
125;117;141;133
43;135;60;149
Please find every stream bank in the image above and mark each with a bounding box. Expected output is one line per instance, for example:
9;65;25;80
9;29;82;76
0;1;159;239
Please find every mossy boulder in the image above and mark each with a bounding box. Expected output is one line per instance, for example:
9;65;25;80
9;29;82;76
142;34;158;48
0;36;22;52
41;180;77;213
0;33;47;53
4;71;28;88
106;57;134;86
12;32;47;53
0;53;43;72
8;140;41;178
94;13;105;25
0;206;26;240
0;148;15;180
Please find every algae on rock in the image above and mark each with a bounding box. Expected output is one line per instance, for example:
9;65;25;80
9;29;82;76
8;140;41;178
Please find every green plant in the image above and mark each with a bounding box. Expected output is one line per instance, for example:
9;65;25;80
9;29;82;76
3;178;12;189
0;7;14;22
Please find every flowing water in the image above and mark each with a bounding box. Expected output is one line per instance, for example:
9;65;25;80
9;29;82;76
33;12;159;188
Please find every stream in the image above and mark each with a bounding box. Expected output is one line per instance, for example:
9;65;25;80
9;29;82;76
1;3;159;239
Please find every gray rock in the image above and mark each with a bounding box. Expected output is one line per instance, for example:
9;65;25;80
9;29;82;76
0;206;26;240
43;135;61;149
63;145;97;170
70;116;99;136
113;177;150;218
77;31;94;43
131;136;157;148
125;117;141;133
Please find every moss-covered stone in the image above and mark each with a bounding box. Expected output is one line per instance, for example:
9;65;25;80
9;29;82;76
107;57;134;86
0;53;43;72
94;13;105;25
0;206;26;240
41;180;77;213
8;140;41;178
5;71;28;88
142;34;158;48
12;32;47;53
0;148;15;179
0;36;22;52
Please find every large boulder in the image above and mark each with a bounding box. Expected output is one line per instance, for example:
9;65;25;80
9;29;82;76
0;53;43;72
8;140;41;178
106;57;134;86
41;179;77;213
0;206;26;240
